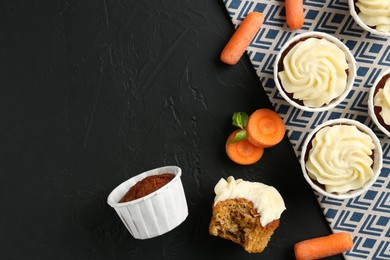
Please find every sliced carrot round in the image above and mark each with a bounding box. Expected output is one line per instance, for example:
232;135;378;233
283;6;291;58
225;130;264;165
246;108;286;148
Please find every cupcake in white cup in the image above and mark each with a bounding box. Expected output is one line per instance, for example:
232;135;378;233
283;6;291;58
349;0;390;37
368;68;390;137
274;31;356;112
300;119;383;200
107;166;188;239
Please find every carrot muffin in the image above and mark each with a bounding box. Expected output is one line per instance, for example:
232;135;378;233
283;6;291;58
373;74;390;133
355;0;390;33
305;124;375;194
209;176;286;253
301;119;383;199
277;37;349;108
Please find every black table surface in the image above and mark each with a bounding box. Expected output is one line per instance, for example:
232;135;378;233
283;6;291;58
0;1;343;259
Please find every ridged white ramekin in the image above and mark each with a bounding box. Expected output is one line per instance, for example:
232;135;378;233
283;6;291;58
107;166;188;239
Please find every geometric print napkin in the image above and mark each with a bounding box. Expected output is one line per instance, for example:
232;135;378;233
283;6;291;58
223;1;389;259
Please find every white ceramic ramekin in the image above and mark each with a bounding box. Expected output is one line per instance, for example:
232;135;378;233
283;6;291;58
348;0;390;37
300;119;383;200
274;31;356;112
368;68;390;137
107;166;188;239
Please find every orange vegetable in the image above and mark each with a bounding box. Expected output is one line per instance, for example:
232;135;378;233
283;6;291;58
285;0;304;30
220;12;264;65
226;130;264;165
294;232;353;260
246;108;285;148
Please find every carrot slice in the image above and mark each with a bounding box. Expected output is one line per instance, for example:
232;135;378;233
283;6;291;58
246;108;285;148
285;0;304;30
294;232;353;260
226;130;264;165
220;12;264;65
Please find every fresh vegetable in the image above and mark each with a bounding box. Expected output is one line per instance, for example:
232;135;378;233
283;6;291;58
285;0;304;30
294;232;353;260
220;12;264;65
226;130;264;165
246;108;286;148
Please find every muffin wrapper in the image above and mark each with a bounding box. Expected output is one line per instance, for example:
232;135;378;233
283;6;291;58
348;0;390;37
368;68;390;137
107;166;188;239
300;118;383;199
273;31;356;112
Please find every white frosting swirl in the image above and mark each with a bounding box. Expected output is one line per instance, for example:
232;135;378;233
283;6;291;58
278;38;349;108
374;77;390;125
306;125;375;194
356;0;390;33
213;176;286;227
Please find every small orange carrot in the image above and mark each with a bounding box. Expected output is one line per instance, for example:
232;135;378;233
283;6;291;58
221;12;264;65
294;232;353;260
246;108;285;148
285;0;304;30
226;130;264;165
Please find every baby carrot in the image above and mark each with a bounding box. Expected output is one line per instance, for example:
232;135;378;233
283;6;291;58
226;130;264;165
246;108;285;148
220;12;264;65
285;0;304;30
294;232;353;260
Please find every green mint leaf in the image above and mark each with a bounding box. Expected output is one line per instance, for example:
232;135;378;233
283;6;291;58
232;112;249;129
229;129;248;143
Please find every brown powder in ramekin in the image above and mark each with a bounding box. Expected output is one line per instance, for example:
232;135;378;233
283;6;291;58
119;173;175;203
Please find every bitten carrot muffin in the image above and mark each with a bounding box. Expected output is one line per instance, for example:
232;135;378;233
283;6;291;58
209;176;286;253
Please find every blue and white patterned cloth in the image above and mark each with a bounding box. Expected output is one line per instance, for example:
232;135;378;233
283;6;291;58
223;0;390;259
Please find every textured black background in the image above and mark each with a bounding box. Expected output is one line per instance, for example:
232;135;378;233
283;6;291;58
0;0;343;259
